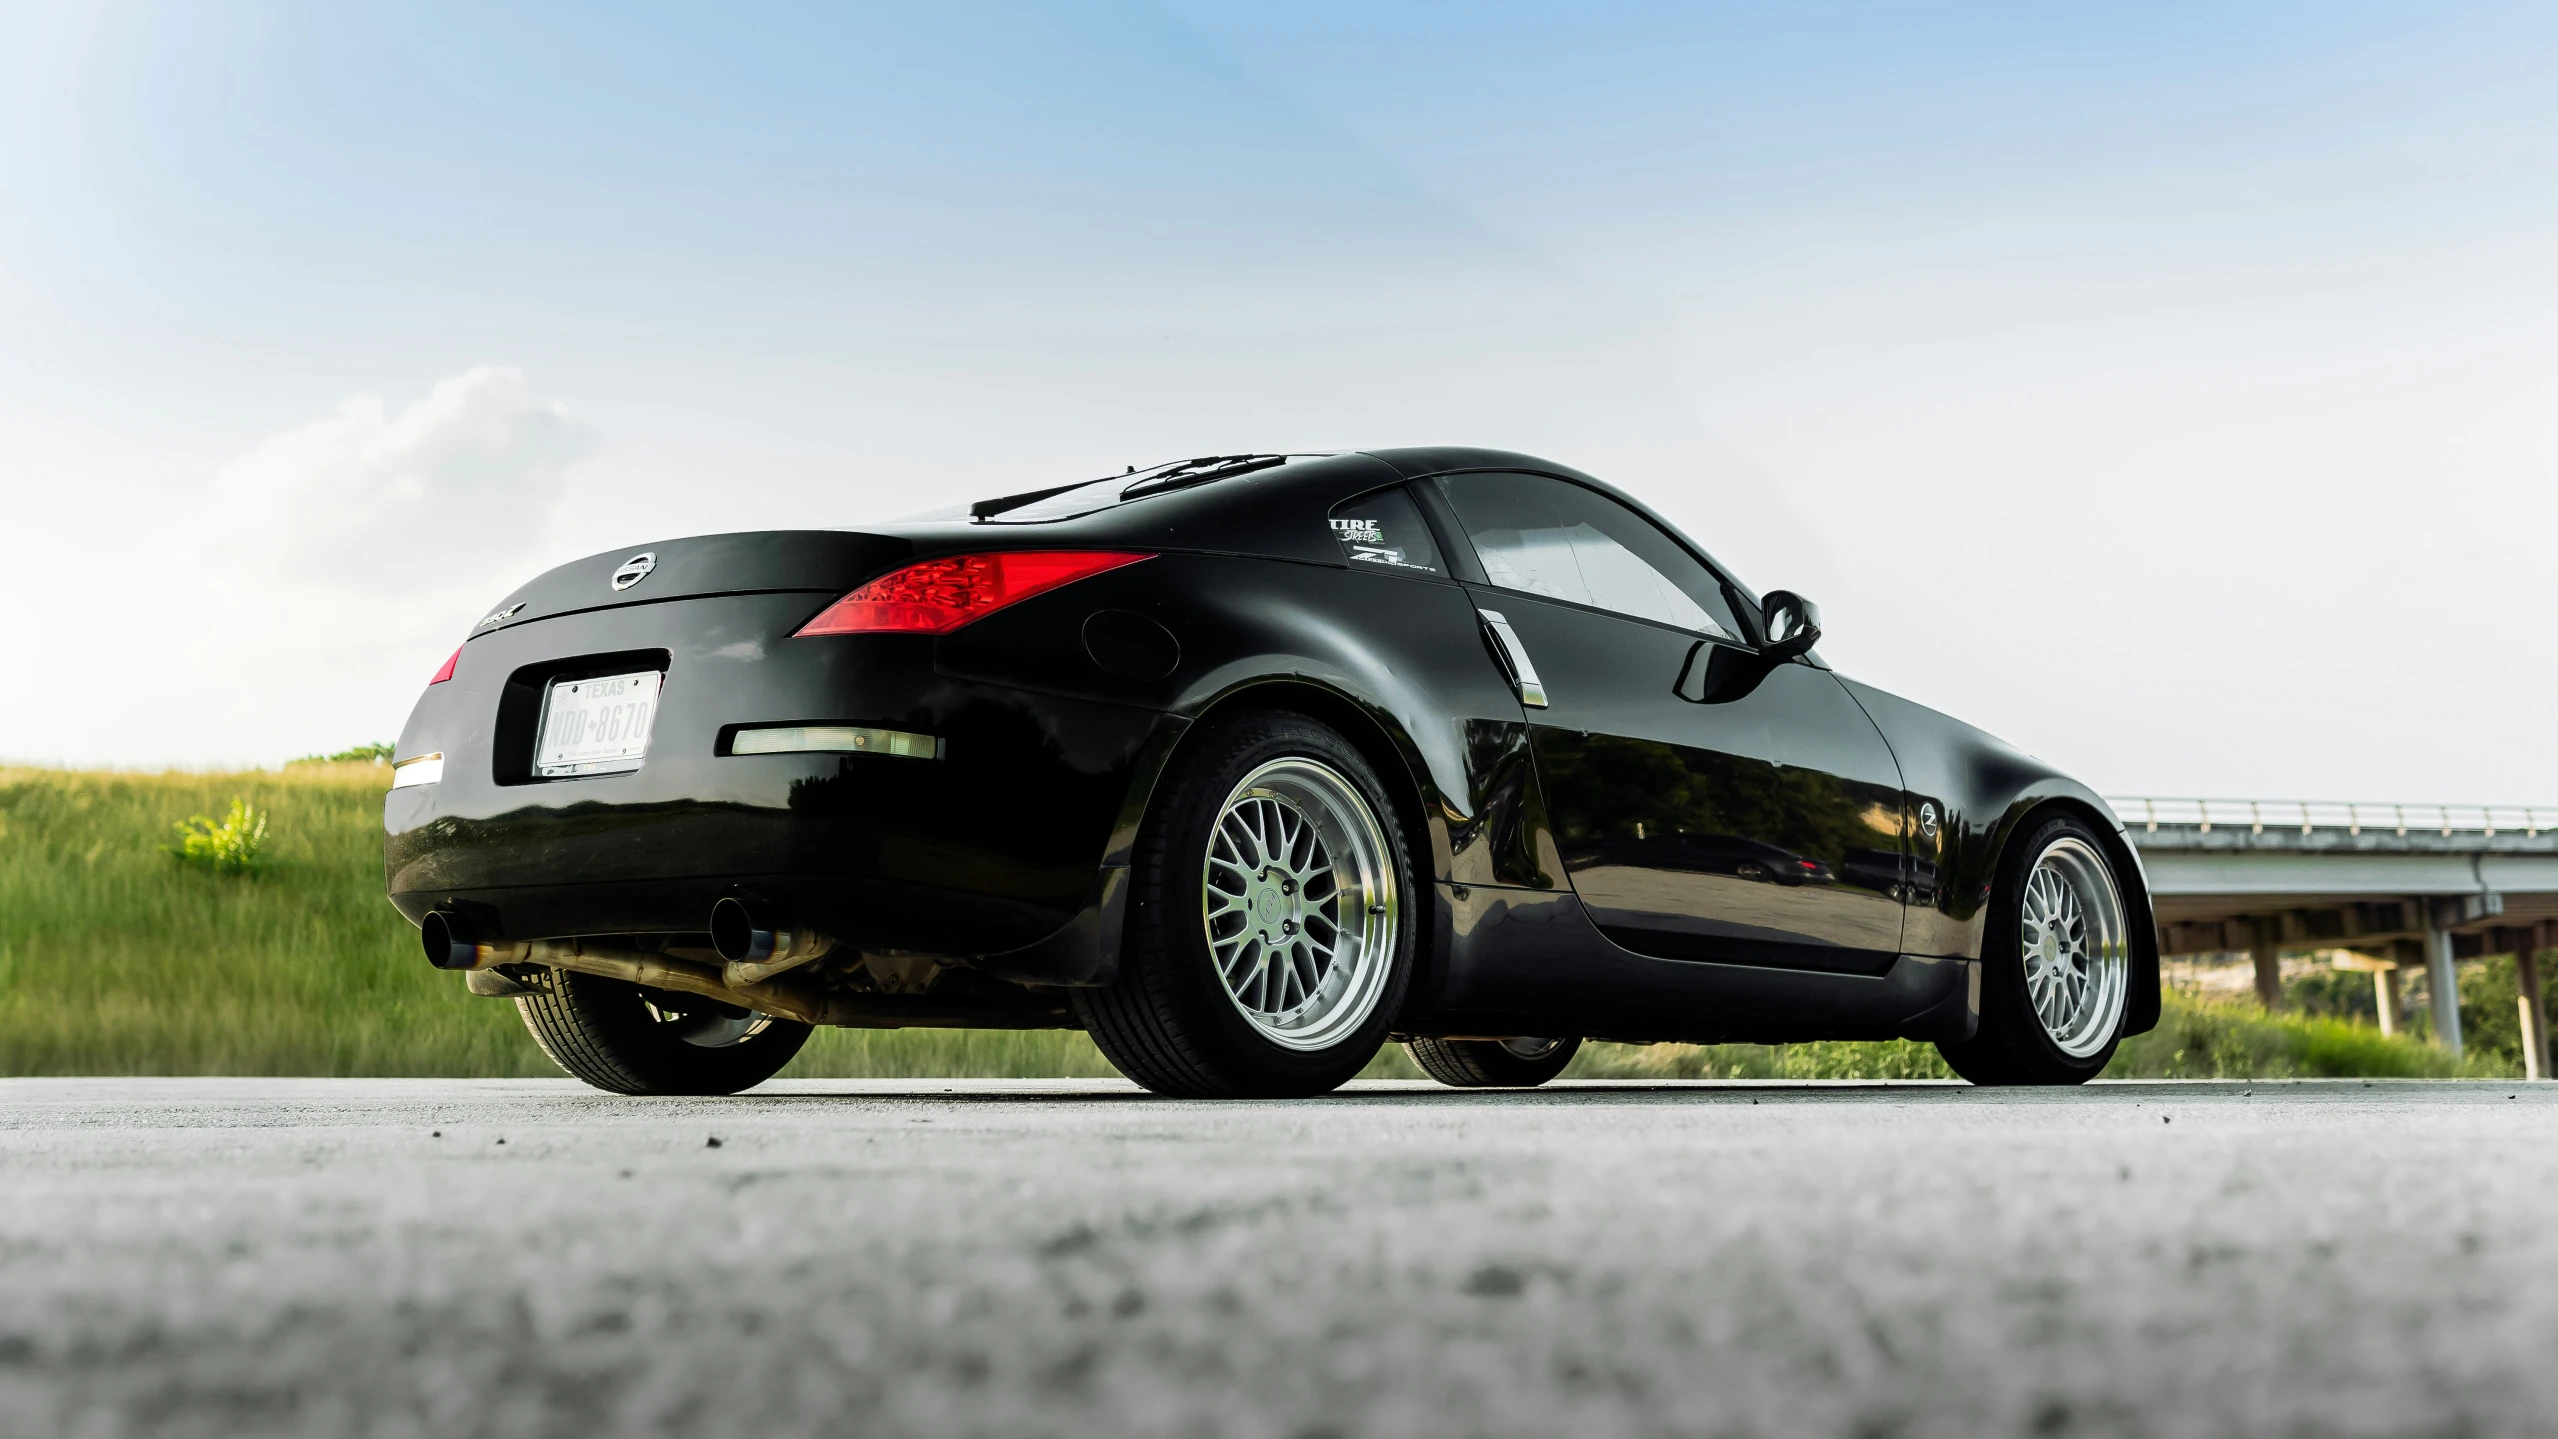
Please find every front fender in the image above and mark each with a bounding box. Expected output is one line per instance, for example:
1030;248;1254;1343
1842;681;2160;1037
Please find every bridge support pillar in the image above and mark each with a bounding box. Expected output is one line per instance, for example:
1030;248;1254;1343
2518;923;2550;1081
2249;923;2282;1012
2423;903;2463;1058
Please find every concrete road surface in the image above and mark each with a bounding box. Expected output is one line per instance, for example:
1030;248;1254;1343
3;1078;2554;1439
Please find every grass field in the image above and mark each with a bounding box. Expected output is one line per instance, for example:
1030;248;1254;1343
0;764;2522;1081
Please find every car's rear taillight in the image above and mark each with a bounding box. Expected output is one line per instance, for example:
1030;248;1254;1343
795;551;1152;636
429;646;461;684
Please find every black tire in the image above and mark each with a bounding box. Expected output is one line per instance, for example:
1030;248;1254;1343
1407;1035;1581;1088
516;969;811;1096
1073;711;1417;1098
1937;813;2132;1086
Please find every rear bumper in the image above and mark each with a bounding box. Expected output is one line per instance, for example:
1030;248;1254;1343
386;591;1172;977
389;865;1133;987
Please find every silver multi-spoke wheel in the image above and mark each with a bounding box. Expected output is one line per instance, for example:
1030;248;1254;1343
1201;757;1400;1052
2019;835;2130;1058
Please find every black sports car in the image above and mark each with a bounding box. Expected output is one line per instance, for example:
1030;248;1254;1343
387;449;2158;1096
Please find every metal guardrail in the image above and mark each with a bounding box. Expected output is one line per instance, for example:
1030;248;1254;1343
2108;797;2557;839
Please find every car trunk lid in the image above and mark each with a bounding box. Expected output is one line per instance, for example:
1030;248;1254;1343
465;531;913;638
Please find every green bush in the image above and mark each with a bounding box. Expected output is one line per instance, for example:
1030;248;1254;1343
1561;1037;1954;1081
2281;964;2383;1024
1543;991;2502;1084
167;799;270;875
2105;989;2491;1078
2457;953;2534;1073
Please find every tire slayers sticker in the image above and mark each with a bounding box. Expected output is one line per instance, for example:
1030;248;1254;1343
1327;489;1446;574
1331;517;1422;569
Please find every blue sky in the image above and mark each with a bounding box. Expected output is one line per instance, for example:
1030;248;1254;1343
6;2;2558;800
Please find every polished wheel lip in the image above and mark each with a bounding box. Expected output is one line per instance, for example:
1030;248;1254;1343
2020;835;2130;1058
1200;756;1399;1053
1499;1037;1564;1060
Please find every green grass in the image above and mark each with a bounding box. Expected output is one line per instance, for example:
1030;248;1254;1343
0;764;1126;1078
0;764;547;1075
2105;993;2489;1079
0;764;2524;1080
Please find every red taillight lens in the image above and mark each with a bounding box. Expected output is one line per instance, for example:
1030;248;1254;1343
429;646;461;684
795;551;1151;636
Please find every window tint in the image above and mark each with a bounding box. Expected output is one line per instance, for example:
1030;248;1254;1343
1326;486;1445;576
1437;472;1740;638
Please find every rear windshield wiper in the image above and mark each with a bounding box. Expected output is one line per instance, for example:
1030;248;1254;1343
969;481;1094;520
968;454;1290;521
1118;454;1285;500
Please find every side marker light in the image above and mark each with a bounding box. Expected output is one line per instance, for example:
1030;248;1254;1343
429;646;461;684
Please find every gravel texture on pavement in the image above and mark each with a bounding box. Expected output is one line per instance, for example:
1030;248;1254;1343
2;1077;2552;1439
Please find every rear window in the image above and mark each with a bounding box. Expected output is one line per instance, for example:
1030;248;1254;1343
1326;487;1445;576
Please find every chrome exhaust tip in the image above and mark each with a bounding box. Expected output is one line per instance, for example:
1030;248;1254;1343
709;896;779;964
422;910;530;971
710;896;834;986
421;910;478;970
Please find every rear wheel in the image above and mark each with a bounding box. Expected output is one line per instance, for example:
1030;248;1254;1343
516;969;811;1095
1407;1035;1581;1088
1074;711;1415;1098
1936;814;2132;1086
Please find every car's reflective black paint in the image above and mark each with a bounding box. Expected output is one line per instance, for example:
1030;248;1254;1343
388;447;2159;1045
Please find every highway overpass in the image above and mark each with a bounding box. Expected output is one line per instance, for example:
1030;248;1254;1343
2111;797;2556;1068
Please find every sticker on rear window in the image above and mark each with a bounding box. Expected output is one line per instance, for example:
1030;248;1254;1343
1327;488;1445;574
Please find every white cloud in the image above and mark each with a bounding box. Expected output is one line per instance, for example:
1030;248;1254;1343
208;366;585;594
174;368;594;761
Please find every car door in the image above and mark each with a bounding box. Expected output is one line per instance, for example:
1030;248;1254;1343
1427;471;1910;974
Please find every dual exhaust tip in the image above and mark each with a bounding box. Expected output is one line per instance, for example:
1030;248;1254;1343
420;910;487;972
423;896;834;989
707;897;835;985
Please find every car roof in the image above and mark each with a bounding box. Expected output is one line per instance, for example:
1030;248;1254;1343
885;446;1754;611
1359;446;1606;486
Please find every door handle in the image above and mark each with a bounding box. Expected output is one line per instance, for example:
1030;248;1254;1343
1476;609;1549;708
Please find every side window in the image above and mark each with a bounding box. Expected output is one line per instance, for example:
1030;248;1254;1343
1437;472;1741;639
1326;486;1446;576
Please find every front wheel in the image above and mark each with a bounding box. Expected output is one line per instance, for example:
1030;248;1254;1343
1074;711;1416;1098
1936;813;2133;1086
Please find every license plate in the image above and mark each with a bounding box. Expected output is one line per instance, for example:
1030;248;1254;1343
534;670;662;778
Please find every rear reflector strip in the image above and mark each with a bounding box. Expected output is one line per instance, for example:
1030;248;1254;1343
391;753;445;789
429;646;462;684
729;725;940;760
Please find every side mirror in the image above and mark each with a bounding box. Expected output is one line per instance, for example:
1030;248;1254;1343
1760;590;1822;660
